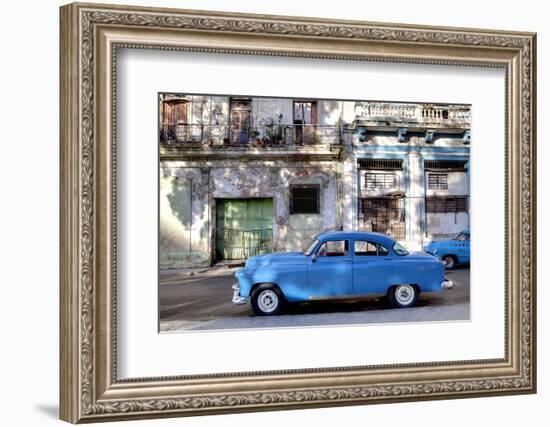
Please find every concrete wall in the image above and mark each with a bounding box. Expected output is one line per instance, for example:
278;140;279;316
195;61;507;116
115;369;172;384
159;164;210;269
425;170;469;239
426;213;469;239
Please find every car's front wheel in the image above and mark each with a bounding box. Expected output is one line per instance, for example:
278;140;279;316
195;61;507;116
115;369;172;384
251;284;285;316
442;255;456;269
389;284;419;308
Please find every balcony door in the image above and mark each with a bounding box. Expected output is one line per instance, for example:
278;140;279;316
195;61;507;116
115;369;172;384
230;98;252;143
293;101;317;144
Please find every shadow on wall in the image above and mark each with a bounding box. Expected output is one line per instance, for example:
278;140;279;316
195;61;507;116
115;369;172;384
166;176;191;228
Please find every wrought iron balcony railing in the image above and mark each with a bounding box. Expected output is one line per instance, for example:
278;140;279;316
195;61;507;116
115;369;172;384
160;123;342;146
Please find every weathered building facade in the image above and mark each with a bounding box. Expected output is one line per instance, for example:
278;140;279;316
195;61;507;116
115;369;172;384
159;94;470;269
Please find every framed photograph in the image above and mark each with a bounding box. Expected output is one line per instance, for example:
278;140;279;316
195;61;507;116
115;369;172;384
60;2;536;423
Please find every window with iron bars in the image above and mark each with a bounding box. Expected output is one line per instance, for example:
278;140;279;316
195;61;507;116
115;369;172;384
424;160;468;171
365;173;397;189
359;197;406;240
428;173;448;189
426;196;468;213
358;159;403;170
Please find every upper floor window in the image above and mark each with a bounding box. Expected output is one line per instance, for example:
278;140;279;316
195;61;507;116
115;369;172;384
428;173;448;189
230;98;252;143
290;184;320;214
293;101;318;125
365;173;397;189
424;159;468;171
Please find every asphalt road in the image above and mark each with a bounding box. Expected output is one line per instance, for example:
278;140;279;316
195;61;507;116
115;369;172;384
159;267;470;332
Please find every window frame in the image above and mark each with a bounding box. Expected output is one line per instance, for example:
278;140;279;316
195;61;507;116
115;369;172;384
425;195;469;214
289;184;320;214
428;173;448;190
353;240;389;257
364;172;398;190
315;239;349;257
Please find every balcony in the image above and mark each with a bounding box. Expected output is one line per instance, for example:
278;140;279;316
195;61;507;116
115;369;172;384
160;123;342;146
160;123;342;161
354;102;471;131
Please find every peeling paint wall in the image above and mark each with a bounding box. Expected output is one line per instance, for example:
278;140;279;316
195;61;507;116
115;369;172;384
159;160;339;269
210;165;339;253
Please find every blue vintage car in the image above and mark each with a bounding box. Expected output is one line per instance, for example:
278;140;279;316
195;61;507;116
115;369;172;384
423;230;470;270
232;231;453;316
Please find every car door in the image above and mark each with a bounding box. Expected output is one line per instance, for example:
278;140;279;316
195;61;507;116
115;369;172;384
352;240;393;295
307;239;353;298
455;232;470;263
459;232;470;263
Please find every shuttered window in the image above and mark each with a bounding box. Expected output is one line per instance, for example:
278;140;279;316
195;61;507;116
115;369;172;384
426;196;468;213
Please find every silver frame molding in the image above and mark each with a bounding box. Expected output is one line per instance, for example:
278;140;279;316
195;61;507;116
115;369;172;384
60;2;537;423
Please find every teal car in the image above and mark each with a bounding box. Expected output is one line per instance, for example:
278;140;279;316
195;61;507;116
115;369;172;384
423;230;470;269
232;231;453;316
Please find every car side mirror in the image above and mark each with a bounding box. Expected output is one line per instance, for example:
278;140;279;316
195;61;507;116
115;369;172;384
311;254;317;263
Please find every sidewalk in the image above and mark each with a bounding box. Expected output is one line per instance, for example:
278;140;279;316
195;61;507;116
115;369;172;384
159;263;241;283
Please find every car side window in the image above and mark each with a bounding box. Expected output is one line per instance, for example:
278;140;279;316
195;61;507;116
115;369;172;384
354;240;388;256
316;240;348;257
456;232;470;242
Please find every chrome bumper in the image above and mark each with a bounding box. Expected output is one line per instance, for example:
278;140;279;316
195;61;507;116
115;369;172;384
441;279;454;290
232;283;248;305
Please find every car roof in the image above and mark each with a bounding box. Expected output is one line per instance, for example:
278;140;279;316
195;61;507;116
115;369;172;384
314;230;396;246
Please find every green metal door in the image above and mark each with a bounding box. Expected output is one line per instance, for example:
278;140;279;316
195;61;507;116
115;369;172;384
216;198;273;260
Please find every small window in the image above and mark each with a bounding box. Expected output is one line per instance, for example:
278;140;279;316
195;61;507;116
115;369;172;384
424;160;468;171
358;159;403;170
316;240;348;257
354;241;389;256
290;185;320;214
365;173;397;189
428;173;448;189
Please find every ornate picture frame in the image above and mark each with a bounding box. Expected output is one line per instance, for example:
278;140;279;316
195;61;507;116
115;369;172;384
60;2;536;423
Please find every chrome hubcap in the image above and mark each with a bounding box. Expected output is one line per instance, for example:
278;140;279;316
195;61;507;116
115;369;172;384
395;285;415;305
257;289;279;313
444;257;454;268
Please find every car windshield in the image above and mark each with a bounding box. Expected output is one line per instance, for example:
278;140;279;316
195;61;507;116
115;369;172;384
304;239;319;256
393;241;409;256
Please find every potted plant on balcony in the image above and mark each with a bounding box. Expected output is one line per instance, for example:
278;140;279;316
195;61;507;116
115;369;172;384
249;129;261;145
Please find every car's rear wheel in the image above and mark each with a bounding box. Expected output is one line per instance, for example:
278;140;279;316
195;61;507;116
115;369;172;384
389;284;419;308
442;255;456;270
251;284;285;316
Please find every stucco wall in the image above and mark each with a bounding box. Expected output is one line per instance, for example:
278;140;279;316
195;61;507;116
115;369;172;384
426;213;469;239
159;164;210;269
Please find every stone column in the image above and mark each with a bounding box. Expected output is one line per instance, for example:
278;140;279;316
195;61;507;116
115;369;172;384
407;149;424;250
341;147;356;231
